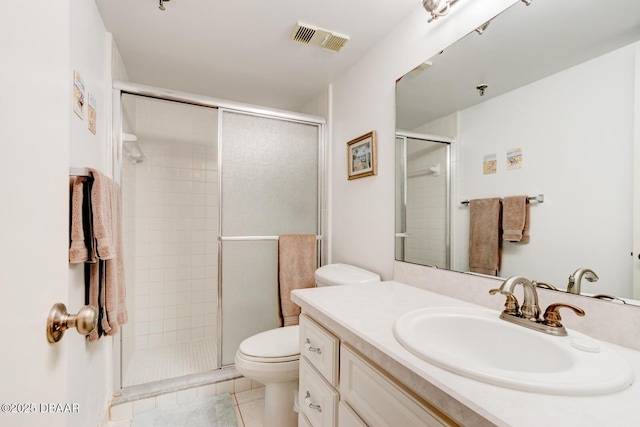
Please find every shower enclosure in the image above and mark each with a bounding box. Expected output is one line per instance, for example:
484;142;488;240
395;131;451;268
113;83;324;390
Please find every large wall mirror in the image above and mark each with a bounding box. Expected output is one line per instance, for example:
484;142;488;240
395;0;640;303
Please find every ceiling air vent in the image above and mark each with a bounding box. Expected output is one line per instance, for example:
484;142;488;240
290;22;350;52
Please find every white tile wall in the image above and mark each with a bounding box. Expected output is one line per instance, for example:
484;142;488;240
130;99;218;349
404;140;448;267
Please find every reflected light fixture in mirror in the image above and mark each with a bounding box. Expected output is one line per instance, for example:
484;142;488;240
423;0;459;22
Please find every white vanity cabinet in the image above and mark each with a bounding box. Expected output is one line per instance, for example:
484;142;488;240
298;314;340;427
298;314;456;427
340;344;454;427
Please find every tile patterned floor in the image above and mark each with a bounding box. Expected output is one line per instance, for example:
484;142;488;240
106;386;265;427
123;338;218;386
234;387;265;427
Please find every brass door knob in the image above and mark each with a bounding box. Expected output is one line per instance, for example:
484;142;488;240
46;303;98;343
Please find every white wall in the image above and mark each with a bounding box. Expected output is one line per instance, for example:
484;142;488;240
67;2;114;426
330;0;517;279
454;43;635;297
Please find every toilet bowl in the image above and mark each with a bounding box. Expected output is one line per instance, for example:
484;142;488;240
235;325;300;427
234;263;380;427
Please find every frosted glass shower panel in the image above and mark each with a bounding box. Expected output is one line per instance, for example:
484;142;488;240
219;110;320;366
220;111;319;235
221;241;279;365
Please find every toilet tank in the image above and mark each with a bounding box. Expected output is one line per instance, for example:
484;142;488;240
314;263;381;287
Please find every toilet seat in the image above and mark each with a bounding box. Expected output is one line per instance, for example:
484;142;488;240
237;325;300;363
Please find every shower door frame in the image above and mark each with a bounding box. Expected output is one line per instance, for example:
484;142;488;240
395;130;453;269
111;80;326;394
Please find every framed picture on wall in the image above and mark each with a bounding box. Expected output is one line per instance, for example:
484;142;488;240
347;131;377;180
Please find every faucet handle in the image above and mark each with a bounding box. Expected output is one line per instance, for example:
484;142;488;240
489;288;520;315
542;303;585;328
533;281;558;291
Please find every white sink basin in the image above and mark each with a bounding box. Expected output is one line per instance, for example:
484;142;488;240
393;306;634;395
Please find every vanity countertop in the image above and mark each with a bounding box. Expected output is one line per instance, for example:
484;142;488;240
291;281;640;427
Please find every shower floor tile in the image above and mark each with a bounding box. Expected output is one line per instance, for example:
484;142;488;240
124;338;218;386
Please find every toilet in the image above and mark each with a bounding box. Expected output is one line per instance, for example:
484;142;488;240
234;263;381;427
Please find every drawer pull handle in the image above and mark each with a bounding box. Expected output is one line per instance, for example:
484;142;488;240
304;391;322;412
304;338;322;355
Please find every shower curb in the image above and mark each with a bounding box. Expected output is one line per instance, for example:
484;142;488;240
111;366;242;405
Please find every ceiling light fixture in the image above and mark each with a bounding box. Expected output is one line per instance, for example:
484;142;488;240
423;0;459;22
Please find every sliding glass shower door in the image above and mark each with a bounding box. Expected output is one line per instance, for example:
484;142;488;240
115;83;324;390
219;110;321;366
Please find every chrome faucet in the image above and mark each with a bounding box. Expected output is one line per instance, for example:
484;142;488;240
567;268;599;295
490;275;585;336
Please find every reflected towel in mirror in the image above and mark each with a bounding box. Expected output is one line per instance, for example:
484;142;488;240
468;198;502;276
503;195;530;242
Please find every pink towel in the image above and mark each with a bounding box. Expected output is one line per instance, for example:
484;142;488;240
104;181;128;336
69;177;89;263
278;234;317;327
79;169;127;341
88;168;116;260
468;198;502;276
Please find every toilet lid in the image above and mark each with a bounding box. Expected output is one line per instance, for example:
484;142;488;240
238;325;300;359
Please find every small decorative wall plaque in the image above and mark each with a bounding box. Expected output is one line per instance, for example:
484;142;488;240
347;131;377;180
87;92;97;135
507;147;523;170
73;70;85;119
483;154;497;175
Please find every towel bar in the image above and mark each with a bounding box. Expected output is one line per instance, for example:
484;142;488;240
460;194;544;206
219;235;322;241
69;167;89;177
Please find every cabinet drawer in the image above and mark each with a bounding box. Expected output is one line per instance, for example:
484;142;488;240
340;344;455;427
299;356;339;427
338;401;368;427
299;314;339;386
299;412;313;427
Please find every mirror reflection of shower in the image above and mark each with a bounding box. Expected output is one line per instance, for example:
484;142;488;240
123;133;146;164
395;131;451;269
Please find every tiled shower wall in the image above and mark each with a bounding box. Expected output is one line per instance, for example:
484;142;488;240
132;100;218;349
405;142;448;267
407;115;457;268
